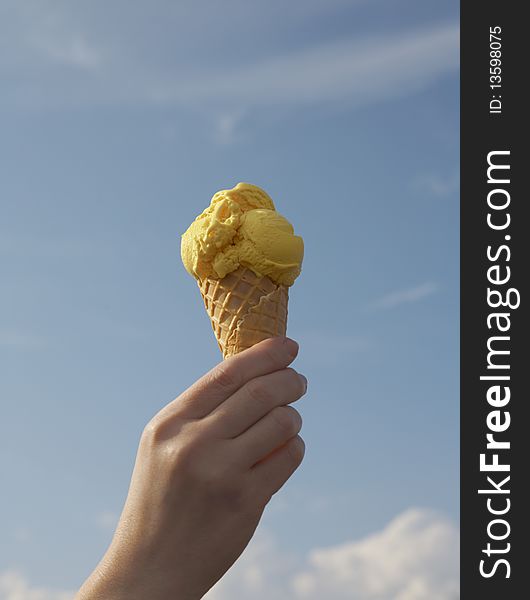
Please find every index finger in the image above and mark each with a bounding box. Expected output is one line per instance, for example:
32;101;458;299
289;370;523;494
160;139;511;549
161;336;299;420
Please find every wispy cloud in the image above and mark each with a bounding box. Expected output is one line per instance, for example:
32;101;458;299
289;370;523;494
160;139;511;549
296;330;373;366
1;5;458;116
0;331;45;350
205;508;459;599
94;510;119;531
12;527;32;544
160;23;459;110
413;173;460;198
0;1;102;73
33;35;101;70
0;571;73;600
213;111;247;145
371;282;439;310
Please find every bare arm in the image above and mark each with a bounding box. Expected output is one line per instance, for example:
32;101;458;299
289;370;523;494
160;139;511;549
76;337;307;600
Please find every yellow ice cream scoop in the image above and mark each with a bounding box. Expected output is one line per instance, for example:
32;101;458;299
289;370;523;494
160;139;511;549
181;183;303;358
181;182;303;286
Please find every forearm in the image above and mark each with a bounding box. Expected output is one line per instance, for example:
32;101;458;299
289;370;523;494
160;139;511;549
76;548;203;600
76;564;124;600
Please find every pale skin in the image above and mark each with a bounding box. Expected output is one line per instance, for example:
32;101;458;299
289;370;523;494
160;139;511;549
76;337;307;600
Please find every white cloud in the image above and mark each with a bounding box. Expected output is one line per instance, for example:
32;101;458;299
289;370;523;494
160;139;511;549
94;510;119;531
204;530;301;600
0;1;458;115
1;509;458;600
292;509;459;600
371;282;439;310
205;508;459;600
0;571;73;600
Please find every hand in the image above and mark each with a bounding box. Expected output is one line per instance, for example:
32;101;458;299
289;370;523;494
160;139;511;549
76;337;307;600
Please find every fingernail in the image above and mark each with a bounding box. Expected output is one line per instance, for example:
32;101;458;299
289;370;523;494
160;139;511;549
283;337;299;357
299;373;308;393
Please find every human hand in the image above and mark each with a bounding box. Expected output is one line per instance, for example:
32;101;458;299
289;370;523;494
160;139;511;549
76;337;307;600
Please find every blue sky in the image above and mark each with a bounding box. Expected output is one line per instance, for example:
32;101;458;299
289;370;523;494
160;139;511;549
0;1;459;598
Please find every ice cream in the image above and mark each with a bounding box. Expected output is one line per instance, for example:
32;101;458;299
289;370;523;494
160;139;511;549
181;182;303;286
181;183;303;358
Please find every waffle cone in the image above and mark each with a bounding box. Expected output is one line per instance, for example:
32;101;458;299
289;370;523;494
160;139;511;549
199;266;289;358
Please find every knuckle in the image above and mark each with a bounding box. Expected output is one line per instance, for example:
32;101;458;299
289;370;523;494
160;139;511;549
263;345;281;364
142;418;160;442
270;406;302;435
171;431;204;470
141;417;167;445
172;439;242;489
287;435;306;465
258;338;284;366
263;338;285;365
284;368;305;395
191;462;247;510
216;483;248;513
284;367;298;379
170;443;206;483
211;363;239;391
207;468;241;494
142;415;196;446
246;377;272;406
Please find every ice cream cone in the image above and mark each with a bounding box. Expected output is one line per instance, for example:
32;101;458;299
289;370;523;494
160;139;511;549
199;266;288;358
181;183;302;356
